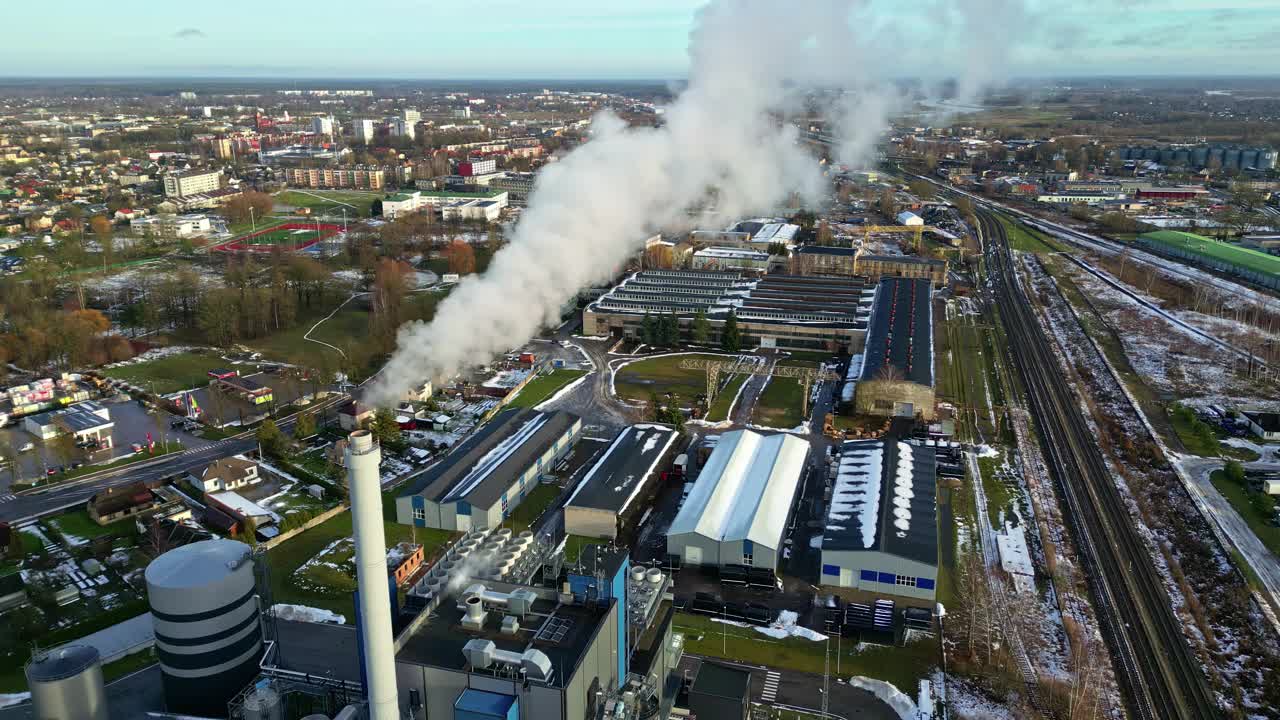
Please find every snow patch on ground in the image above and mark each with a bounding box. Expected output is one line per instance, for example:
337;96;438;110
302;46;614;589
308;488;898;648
270;603;346;625
0;693;30;709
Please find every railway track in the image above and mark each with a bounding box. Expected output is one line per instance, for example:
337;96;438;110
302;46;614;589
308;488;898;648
975;210;1219;720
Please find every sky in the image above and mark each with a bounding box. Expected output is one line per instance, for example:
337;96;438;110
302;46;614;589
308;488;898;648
2;0;1277;79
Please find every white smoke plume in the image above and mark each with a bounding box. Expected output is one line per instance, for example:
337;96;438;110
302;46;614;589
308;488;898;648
369;0;1028;406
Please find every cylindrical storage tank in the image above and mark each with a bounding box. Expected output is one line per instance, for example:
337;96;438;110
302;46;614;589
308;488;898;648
518;530;534;541
145;539;263;717
241;684;284;720
25;645;107;720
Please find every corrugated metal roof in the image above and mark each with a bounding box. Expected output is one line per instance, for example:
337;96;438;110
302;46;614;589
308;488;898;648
667;429;808;549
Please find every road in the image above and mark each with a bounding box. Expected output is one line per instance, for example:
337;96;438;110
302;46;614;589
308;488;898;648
0;393;348;523
1178;456;1280;617
977;210;1217;720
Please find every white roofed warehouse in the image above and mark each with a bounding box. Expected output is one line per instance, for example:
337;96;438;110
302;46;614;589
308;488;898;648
665;429;809;573
819;440;938;605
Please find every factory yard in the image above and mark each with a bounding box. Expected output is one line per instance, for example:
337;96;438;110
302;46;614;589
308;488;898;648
263;499;455;619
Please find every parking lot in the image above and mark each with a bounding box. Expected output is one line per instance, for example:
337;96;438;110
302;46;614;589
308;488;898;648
0;399;207;489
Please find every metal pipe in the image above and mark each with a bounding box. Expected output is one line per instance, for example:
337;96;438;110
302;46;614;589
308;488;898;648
345;430;399;720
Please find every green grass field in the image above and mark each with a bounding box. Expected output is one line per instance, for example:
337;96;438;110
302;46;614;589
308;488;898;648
277;190;380;218
238;226;326;246
613;353;729;404
999;215;1060;255
263;504;454;619
45;509;139;543
1140;230;1280;280
1210;470;1280;556
705;373;748;422
673;611;935;692
507;483;563;531
751;376;808;429
102;351;227;393
505;369;587;409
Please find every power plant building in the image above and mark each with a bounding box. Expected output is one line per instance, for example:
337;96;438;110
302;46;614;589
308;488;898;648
853;277;935;420
666;429;809;571
395;408;582;532
563;424;679;540
390;543;680;720
819;440;938;605
145;539;263;717
584;270;874;354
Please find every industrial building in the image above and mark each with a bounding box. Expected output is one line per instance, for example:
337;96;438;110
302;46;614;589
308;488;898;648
666;429;809;571
584;270;874;354
690;246;771;272
794;246;948;287
563;424;679;540
388;538;679;720
395;408;582;531
853;277;935;420
819;440;938;604
145;539;264;716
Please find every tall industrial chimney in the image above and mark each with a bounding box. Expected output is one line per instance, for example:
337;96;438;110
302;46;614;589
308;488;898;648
345;430;399;720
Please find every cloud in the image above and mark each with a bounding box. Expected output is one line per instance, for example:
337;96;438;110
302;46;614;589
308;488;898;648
174;28;206;39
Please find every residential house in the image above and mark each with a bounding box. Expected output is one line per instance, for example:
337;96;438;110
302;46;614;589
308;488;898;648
87;482;168;526
189;456;260;494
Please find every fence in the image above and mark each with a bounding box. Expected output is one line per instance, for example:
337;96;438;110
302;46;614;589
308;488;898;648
261;503;349;550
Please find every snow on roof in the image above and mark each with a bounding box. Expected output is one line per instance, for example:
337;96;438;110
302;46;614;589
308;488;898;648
443;412;550;503
822;439;937;565
667;429;808;550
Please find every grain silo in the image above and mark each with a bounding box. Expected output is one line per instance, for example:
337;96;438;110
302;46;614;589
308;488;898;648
146;538;263;717
24;644;107;720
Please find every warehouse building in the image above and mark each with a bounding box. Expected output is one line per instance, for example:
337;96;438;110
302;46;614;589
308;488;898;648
854;277;935;420
395;408;581;531
584;270;874;354
819;439;937;604
666;429;809;571
563;424;679;540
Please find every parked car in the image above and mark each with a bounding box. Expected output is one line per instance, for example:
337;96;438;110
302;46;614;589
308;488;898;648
130;443;144;453
18;442;34;453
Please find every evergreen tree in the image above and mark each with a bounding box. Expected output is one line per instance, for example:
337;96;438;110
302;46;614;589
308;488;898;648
648;392;664;422
640;312;656;345
691;310;710;345
664;311;681;347
720;309;741;352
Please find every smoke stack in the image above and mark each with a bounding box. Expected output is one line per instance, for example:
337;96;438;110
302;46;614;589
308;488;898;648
345;430;398;720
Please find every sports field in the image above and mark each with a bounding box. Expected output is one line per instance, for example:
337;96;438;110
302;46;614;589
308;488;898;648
1138;230;1280;287
213;222;342;253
